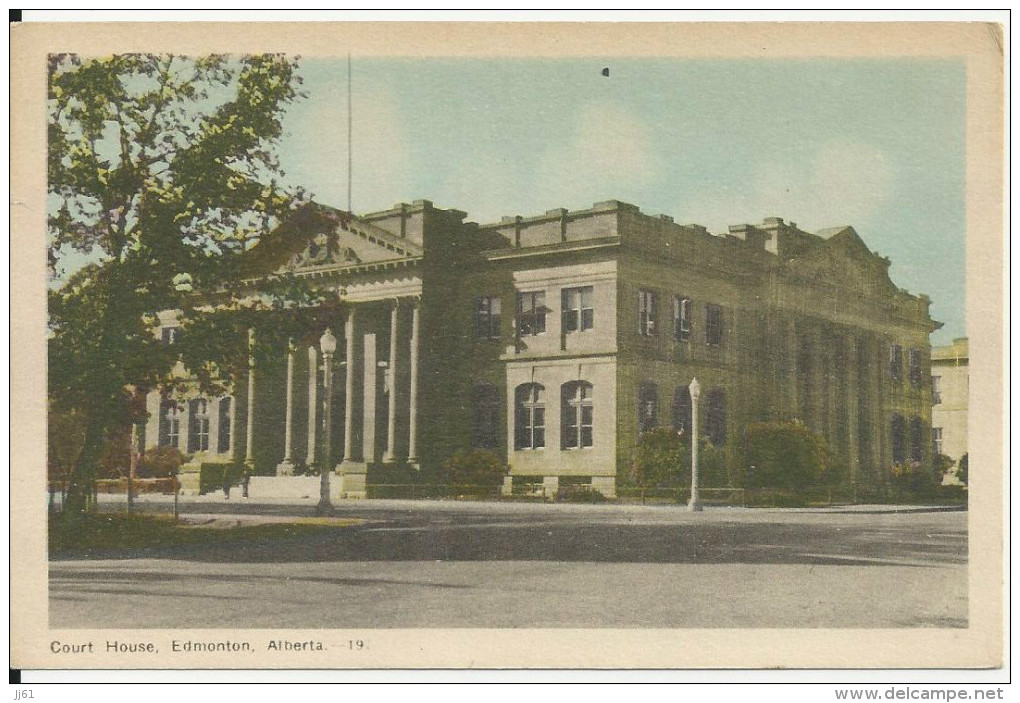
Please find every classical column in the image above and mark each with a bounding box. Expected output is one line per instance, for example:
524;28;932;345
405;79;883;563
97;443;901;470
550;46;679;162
383;300;400;462
846;335;860;485
407;298;420;467
245;327;255;469
228;394;237;460
342;309;357;463
276;339;296;476
306;345;318;467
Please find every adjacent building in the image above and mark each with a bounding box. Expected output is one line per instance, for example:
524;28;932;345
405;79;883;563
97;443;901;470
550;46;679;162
930;337;969;467
142;198;941;498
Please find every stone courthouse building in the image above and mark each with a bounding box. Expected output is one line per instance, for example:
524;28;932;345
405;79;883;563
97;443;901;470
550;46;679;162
143;198;940;499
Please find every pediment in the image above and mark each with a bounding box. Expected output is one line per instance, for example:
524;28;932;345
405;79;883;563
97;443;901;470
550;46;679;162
240;203;423;277
785;226;896;294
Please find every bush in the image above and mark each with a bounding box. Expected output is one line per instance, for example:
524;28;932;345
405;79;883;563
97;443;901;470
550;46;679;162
890;461;942;496
558;486;608;503
957;453;969;485
138;446;187;478
441;449;507;487
199;462;243;495
633;427;729;488
744;421;829;490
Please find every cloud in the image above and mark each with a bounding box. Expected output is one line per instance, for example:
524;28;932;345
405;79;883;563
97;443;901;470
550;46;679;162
529;102;665;211
280;85;410;214
679;140;894;234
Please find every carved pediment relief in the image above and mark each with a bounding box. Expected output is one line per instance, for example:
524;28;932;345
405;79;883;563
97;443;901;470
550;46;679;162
286;232;362;270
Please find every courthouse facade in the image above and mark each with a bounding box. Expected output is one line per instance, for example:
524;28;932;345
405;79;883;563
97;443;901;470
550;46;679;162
143;198;940;498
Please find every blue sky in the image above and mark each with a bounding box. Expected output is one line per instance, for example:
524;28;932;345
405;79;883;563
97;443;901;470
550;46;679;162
278;57;965;344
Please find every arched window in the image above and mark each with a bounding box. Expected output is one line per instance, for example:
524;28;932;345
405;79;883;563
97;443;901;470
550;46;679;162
471;384;501;449
561;381;594;449
672;385;692;438
638;382;658;433
909;416;924;463
514;384;545;450
158;399;182;449
704;389;726;446
217;397;233;454
188;398;210;452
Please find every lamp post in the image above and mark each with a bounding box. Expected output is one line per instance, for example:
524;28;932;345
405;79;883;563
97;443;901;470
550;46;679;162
688;377;703;512
316;328;337;515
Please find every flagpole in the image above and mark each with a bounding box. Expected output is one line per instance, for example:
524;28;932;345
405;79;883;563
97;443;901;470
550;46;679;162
347;53;352;214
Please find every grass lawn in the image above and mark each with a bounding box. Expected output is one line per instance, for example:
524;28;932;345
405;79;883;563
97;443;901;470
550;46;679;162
48;512;359;557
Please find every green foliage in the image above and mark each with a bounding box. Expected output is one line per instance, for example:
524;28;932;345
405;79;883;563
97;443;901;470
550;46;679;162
138;446;187;478
198;462;242;494
890;461;942;496
47;53;310;512
956;453;968;485
633;427;729;488
441;449;507;487
744;421;830;490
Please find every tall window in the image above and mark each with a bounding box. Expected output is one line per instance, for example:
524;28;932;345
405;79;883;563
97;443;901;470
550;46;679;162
910;416;924;463
188;398;210;452
932;426;943;456
932;375;942;404
514;383;545;450
158;400;181;449
706;304;724;346
908;349;923;387
217;397;232;453
672;385;692;437
516;291;546;337
891;413;905;464
889;345;903;382
561;381;594;449
705;389;726;446
638;382;658;433
562;286;594;333
474;296;501;339
161;326;180;345
638;290;658;336
673;296;692;342
471;384;501;449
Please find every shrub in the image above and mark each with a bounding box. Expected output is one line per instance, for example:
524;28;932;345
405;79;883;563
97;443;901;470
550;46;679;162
890;461;942;496
744;421;829;490
633;427;729;488
199;462;243;495
441;449;507;487
138;446;187;478
956;453;969;486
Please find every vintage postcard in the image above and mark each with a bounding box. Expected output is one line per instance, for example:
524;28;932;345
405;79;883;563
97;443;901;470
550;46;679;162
10;19;1004;672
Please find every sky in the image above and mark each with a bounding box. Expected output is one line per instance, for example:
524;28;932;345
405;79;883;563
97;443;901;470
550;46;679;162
277;57;966;345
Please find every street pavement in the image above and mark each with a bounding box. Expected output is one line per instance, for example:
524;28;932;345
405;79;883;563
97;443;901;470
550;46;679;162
49;498;967;628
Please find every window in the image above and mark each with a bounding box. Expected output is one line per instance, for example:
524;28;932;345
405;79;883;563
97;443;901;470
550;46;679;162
932;427;943;456
474;296;501;340
562;286;594;333
188;398;210;452
158;400;182;449
516;291;546;337
161;326;180;345
673;296;692;342
672;385;693;437
514;383;545;450
908;349;923;388
706;304;723;346
889;345;903;382
638;290;658;336
471;384;500;449
910;416;924;464
638;382;658;433
932;376;942;404
705;389;726;446
217;397;232;453
561;382;594;449
891;413;905;464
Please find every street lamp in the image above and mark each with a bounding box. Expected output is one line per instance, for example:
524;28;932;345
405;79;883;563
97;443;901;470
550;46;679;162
688;377;703;512
316;327;337;515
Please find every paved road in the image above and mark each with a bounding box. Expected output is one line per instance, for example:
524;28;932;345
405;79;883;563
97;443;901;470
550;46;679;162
50;500;967;628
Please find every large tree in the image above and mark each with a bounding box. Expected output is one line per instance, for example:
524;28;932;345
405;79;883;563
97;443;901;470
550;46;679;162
47;53;316;513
